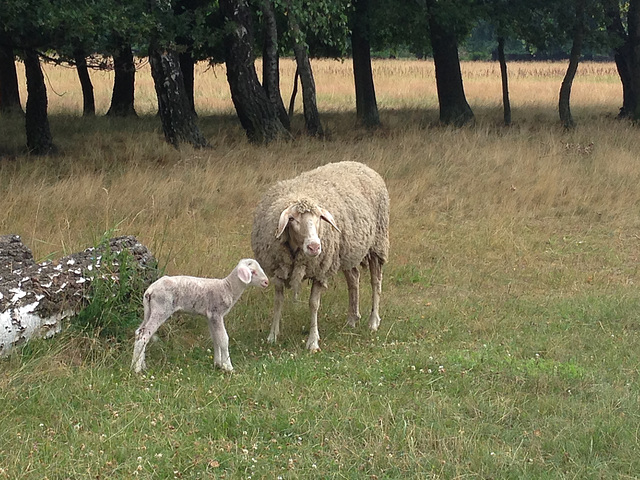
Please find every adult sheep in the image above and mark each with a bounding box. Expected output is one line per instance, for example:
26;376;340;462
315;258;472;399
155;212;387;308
251;161;390;351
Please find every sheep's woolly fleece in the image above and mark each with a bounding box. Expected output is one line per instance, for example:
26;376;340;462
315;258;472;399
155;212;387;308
251;161;390;294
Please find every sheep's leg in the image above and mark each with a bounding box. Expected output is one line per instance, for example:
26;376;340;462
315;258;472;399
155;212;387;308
368;254;383;331
268;280;285;344
208;313;233;372
306;280;325;352
131;308;169;373
343;267;361;327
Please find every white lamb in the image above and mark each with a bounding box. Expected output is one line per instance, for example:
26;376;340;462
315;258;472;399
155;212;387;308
251;161;390;351
131;258;269;373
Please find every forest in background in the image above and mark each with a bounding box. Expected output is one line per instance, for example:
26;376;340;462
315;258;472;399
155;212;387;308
2;0;640;154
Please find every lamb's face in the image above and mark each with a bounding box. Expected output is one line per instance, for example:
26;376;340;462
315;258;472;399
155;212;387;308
276;204;341;258
242;259;270;288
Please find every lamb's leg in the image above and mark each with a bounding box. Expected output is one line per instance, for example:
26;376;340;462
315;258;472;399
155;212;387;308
132;307;169;373
343;267;361;327
306;280;325;352
368;254;383;331
267;280;284;344
208;313;233;372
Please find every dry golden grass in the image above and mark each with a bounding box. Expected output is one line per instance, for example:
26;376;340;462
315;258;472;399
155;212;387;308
2;58;638;290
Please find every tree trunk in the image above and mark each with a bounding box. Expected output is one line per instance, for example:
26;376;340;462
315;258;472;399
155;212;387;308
289;67;299;120
220;0;288;143
107;44;137;117
559;0;585;129
287;2;324;137
604;0;635;117
74;51;95;116
149;47;209;148
628;0;640;120
0;44;23;115
261;0;290;130
426;2;474;127
351;0;380;128
497;37;511;126
178;49;196;115
24;50;55;155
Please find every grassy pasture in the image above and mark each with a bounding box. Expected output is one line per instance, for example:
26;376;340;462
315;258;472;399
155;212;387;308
2;59;640;478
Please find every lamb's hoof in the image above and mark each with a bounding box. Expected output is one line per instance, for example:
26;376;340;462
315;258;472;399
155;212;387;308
132;361;146;374
267;333;278;344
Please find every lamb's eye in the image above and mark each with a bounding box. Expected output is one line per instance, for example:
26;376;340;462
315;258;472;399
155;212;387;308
251;269;256;275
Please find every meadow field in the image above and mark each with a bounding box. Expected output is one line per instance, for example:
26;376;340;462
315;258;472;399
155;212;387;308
1;58;640;478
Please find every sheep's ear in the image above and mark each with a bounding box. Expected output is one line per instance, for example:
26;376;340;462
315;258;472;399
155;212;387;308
320;208;341;233
276;206;294;238
237;265;252;284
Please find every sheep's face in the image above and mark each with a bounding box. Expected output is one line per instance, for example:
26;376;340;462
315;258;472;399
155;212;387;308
276;204;340;258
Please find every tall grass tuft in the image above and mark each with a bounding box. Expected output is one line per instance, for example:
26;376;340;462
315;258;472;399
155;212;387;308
71;231;159;340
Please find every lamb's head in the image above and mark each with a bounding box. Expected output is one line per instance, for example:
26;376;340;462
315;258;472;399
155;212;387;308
275;200;340;257
237;258;270;288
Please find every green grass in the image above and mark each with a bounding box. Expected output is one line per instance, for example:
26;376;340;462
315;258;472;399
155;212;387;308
3;283;640;478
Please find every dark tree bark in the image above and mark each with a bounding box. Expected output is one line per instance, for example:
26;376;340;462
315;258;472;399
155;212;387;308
628;0;640;120
74;51;95;116
351;0;380;128
497;37;511;126
559;0;585;129
288;67;299;119
149;47;209;148
604;0;634;118
0;44;23;115
426;3;474;127
261;0;290;129
173;0;203;115
107;44;137;117
286;1;323;137
24;50;55;155
220;0;288;143
178;50;197;115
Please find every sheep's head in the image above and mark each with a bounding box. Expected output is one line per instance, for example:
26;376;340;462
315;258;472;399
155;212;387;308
275;201;340;257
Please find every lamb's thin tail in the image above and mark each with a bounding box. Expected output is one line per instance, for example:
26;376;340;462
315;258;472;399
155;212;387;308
141;290;152;328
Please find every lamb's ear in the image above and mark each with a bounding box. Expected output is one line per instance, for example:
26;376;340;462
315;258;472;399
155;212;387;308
276;206;295;238
320;208;341;233
237;265;252;284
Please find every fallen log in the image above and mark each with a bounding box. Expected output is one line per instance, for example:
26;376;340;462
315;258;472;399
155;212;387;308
0;235;156;356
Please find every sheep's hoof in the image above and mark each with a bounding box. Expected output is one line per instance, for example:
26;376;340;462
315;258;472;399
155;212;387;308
309;346;321;353
346;314;361;328
368;313;381;332
267;333;278;344
306;337;321;352
219;363;234;373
